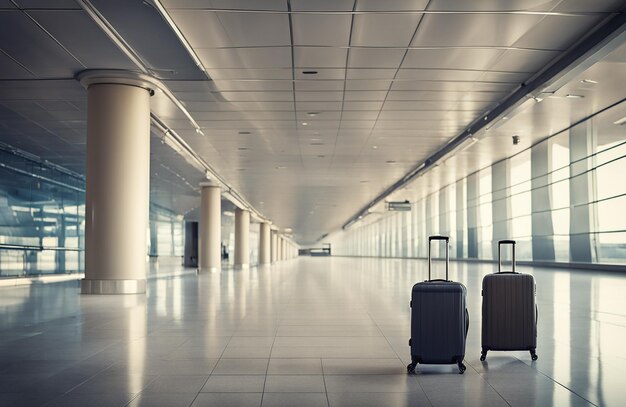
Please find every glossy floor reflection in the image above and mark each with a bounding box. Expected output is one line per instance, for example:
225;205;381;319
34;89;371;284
0;257;624;406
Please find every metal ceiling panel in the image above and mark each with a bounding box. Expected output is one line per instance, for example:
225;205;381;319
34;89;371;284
210;80;293;92
489;49;561;73
386;90;505;102
291;0;354;11
206;68;292;79
344;91;387;101
294;47;348;68
296;92;343;102
395;69;484;81
14;0;81;8
412;14;541;47
294;68;345;80
196;47;291;69
346;69;397;79
513;15;606;51
295;80;344;91
348;48;406;69
352;14;422;47
553;0;626;12
427;0;561;11
340;111;380;120
296;101;342;111
0;11;83;78
389;80;517;92
161;0;288;11
167;10;230;48
345;80;392;91
89;0;205;80
215;11;290;47
28;10;135;71
291;14;352;46
356;0;429;11
0;52;34;79
342;101;384;111
220;91;293;102
402;48;504;71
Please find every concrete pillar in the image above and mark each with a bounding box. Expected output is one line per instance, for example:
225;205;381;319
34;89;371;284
271;230;278;263
259;222;271;265
279;236;284;261
234;208;250;268
200;184;221;272
79;71;155;294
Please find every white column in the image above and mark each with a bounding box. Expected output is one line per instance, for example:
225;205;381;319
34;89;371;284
200;184;221;272
259;222;271;265
79;71;155;294
279;237;285;261
271;230;278;263
234;208;250;268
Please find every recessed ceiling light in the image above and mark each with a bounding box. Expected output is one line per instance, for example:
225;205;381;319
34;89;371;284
372;145;378;149
307;112;319;117
276;165;287;169
302;70;318;75
565;94;585;99
238;131;251;135
613;116;626;126
310;138;321;142
301;122;309;126
502;116;508;120
580;79;598;84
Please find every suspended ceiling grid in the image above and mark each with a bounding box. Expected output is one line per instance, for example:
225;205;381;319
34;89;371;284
0;0;624;244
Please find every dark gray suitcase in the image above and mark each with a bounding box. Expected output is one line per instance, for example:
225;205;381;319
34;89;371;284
408;236;469;374
481;240;538;361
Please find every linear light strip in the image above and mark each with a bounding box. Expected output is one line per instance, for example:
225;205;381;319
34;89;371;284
157;8;612;17
151;0;208;75
75;0;150;74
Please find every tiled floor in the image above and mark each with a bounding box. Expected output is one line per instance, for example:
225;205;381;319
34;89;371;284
0;257;624;406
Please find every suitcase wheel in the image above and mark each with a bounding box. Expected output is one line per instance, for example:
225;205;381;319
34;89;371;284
530;349;538;361
457;361;466;374
480;349;488;362
407;362;416;375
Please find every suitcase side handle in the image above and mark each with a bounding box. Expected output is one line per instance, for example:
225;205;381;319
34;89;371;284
498;239;516;273
428;235;449;281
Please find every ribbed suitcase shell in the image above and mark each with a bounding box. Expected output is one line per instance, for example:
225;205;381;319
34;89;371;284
408;236;468;374
410;281;468;364
481;240;537;360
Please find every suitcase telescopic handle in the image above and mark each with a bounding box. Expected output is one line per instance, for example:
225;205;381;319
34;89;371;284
428;235;449;281
498;239;516;273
